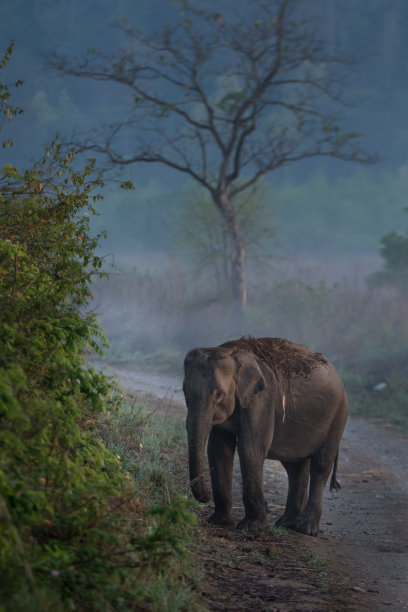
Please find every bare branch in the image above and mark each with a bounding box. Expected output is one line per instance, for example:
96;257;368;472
50;0;376;316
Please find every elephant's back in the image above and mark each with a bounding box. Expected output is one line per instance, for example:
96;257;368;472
221;336;329;382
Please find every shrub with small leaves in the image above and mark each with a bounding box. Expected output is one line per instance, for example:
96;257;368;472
0;45;197;611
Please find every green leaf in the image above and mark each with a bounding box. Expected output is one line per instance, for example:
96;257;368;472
120;180;135;190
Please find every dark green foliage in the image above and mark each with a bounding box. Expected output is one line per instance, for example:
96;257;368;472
369;219;408;289
343;370;408;432
0;47;197;610
0;144;116;608
0;141;132;609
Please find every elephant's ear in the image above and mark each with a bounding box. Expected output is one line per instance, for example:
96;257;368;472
235;350;266;408
184;348;200;376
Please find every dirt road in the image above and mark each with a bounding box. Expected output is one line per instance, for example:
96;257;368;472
103;363;408;610
308;417;408;610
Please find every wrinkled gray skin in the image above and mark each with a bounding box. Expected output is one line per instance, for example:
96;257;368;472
183;340;348;536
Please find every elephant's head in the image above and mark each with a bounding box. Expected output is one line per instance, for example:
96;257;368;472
183;347;266;503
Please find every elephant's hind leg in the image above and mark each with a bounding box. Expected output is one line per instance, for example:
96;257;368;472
207;428;236;526
297;406;346;536
296;452;332;536
276;458;310;530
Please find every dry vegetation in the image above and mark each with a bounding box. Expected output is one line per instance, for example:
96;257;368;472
92;256;408;431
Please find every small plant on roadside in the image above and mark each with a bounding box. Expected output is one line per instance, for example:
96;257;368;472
269;524;287;538
308;552;327;573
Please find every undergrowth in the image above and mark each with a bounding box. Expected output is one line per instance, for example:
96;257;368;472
0;49;199;610
95;398;201;611
0;147;199;609
343;371;408;432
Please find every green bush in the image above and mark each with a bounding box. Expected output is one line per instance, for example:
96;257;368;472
369;226;408;290
0;142;126;608
0;45;197;610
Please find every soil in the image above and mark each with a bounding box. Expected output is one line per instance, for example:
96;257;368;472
103;363;408;611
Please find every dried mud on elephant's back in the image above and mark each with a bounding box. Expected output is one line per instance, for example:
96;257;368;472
221;336;328;381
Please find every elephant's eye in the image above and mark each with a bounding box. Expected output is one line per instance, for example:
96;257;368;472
214;389;225;402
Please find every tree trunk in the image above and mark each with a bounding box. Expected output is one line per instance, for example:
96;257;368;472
215;192;247;325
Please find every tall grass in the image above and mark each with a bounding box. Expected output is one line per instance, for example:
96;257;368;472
96;395;201;611
92;256;408;367
97;398;189;503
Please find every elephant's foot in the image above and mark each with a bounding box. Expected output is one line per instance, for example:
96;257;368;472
296;514;320;537
208;511;235;527
275;514;301;531
236;516;268;533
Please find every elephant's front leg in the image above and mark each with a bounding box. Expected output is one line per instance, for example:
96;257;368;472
207;427;236;526
236;442;268;532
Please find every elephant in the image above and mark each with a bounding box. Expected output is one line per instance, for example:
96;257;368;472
183;336;348;536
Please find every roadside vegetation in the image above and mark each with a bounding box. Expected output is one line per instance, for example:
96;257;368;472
0;47;199;610
0;144;201;610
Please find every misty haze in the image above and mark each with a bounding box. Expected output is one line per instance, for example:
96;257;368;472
1;1;408;610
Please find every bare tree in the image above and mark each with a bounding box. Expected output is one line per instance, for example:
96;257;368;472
51;0;375;322
177;180;276;298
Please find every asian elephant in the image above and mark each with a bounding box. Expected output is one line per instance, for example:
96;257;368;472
183;337;348;537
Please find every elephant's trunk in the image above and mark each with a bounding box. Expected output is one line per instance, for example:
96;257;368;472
186;413;212;503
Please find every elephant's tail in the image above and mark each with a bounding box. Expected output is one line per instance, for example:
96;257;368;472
329;450;341;491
